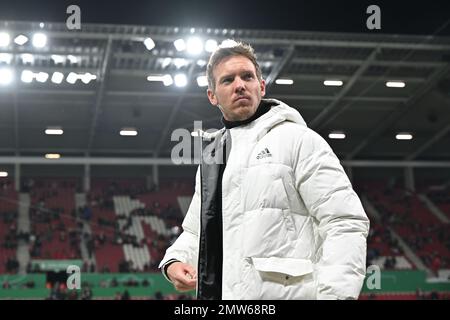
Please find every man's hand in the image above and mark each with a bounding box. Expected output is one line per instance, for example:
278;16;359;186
167;262;197;292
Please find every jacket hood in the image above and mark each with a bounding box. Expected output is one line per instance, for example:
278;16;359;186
191;98;307;141
252;98;307;141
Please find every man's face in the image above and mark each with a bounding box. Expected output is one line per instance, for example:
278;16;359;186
207;55;266;121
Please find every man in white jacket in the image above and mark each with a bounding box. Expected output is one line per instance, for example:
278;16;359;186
159;40;370;300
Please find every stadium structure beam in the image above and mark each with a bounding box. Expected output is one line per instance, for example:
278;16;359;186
110;69;428;84
2;88;409;104
309;48;379;129
13;28;450;51
154;62;197;156
86;36;113;153
13;88;19;155
291;57;446;68
0;157;175;165
405;122;450;160
1;157;450;167
346;64;450;160
0;148;155;155
106;91;409;103
264;45;295;88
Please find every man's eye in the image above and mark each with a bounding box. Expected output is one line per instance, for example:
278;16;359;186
243;74;254;80
222;78;232;83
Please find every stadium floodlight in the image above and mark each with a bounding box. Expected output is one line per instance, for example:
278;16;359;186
386;81;406;88
162;74;173;86
174;73;188;87
147;75;165;82
173;58;188;69
45;127;64;135
196;75;208;87
0;32;10;47
51;72;64;84
204;39;218;52
14;34;28;45
32;33;47;48
67;55;78;64
328;131;346;139
324;80;343;86
396;132;413;140
51;55;65;64
21;70;34;83
21;54;34;64
220;39;238;48
35;72;49;83
196;59;206;67
144;37;155;51
275;78;294;85
0;171;8;177
161;57;172;69
173;39;186;51
0;68;13;85
66;72;78;84
0;53;12;64
45;153;61;159
80;72;96;84
186;37;203;55
120;128;138;136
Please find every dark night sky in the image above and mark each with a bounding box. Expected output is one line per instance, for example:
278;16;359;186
0;0;449;36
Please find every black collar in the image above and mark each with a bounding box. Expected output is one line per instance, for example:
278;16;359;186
222;100;278;129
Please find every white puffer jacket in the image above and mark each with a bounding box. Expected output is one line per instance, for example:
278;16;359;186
160;99;370;300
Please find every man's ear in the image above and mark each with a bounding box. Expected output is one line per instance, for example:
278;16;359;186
207;88;218;106
260;79;266;97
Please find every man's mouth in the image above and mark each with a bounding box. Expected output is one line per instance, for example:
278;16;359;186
234;96;250;102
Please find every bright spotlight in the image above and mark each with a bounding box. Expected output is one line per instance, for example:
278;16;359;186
67;55;78;64
196;75;208;87
0;53;12;64
324;80;343;87
14;35;28;45
0;32;10;47
220;39;238;48
36;72;49;83
328;131;346;139
174;74;188;87
21;70;34;83
45;127;64;135
386;81;406;88
32;33;47;48
21;54;34;64
51;72;64;84
173;58;188;69
186;37;203;55
204;39;218;52
80;72;96;84
275;79;294;85
162;74;173;86
144;37;155;50
120;128;138;136
66;72;78;84
45;153;61;159
173;39;186;51
0;68;13;85
396;132;413;140
51;55;65;64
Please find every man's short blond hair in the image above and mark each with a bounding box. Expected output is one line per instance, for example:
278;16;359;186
206;40;262;91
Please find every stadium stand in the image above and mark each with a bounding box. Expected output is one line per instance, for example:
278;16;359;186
1;176;449;299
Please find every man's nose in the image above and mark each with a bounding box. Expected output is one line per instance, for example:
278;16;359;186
234;77;245;92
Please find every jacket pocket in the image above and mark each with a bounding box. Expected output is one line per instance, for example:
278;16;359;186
251;257;313;286
242;208;295;257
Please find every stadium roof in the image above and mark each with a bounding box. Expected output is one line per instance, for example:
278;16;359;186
0;20;449;163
